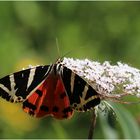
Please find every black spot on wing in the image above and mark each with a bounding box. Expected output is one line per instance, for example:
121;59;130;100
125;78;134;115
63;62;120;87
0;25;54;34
29;110;35;116
62;106;73;119
60;92;66;99
52;106;59;112
62;107;72;114
23;100;37;110
36;89;43;97
40;105;49;112
62;114;69;119
10;99;14;103
78;108;83;111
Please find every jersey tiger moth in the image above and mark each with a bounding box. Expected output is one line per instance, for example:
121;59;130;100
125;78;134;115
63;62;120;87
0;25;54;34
0;59;100;120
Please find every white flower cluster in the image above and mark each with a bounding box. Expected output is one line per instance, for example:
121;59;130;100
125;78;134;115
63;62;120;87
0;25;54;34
61;57;140;100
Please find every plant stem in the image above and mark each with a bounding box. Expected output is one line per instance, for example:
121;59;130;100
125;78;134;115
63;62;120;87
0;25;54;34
88;109;97;139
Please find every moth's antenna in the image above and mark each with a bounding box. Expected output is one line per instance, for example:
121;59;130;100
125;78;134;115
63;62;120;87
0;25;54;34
61;51;72;58
61;46;88;59
55;38;72;61
55;39;87;61
56;38;60;58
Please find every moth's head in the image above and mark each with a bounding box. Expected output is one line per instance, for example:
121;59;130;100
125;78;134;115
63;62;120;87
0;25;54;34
55;57;63;64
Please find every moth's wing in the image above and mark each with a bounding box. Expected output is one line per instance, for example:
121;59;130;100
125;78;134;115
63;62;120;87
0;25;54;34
0;65;52;103
23;73;73;120
53;76;73;119
60;66;101;111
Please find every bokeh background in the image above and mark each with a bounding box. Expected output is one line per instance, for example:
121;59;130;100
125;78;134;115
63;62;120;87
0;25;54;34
0;1;140;139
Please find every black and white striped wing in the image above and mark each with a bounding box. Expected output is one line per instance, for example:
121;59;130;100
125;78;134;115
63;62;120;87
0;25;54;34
60;66;101;112
0;65;52;103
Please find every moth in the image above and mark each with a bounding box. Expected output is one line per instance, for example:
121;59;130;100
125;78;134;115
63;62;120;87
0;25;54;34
0;59;100;120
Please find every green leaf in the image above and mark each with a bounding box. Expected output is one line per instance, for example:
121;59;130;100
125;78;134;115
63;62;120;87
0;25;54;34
52;120;69;139
111;103;140;139
99;113;119;139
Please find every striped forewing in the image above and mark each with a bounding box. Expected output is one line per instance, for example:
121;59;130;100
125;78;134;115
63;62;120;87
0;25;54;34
60;65;101;111
0;65;52;103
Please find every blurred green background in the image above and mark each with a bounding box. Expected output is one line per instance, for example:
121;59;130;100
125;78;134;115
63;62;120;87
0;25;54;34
0;1;140;139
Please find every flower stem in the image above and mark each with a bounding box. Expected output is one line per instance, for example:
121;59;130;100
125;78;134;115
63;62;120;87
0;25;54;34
88;109;97;139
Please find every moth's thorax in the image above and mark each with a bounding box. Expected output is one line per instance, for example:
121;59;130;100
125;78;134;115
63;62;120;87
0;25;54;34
51;63;63;76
